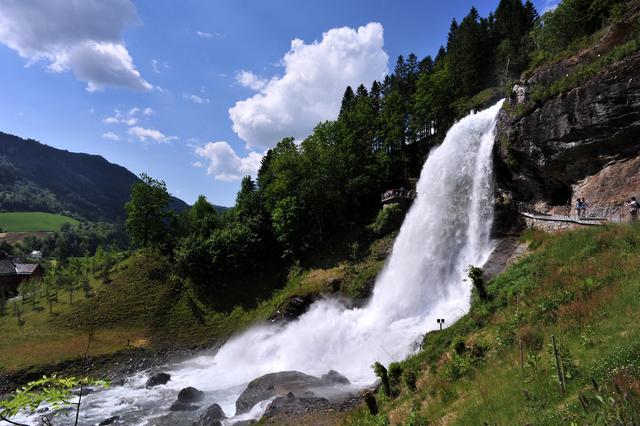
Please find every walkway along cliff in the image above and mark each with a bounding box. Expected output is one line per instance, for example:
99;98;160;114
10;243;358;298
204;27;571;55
492;6;640;235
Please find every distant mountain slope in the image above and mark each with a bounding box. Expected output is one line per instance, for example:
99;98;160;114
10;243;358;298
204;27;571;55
0;132;196;222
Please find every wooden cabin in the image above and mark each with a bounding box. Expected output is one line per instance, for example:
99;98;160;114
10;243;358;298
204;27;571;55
0;253;43;297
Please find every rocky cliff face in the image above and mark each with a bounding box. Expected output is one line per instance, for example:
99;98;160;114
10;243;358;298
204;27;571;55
494;14;640;222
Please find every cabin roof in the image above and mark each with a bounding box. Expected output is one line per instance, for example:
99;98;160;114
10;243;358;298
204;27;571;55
15;264;39;275
0;259;15;276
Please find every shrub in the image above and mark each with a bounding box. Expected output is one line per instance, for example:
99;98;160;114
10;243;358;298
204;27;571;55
371;204;405;235
591;341;640;380
468;265;488;301
402;369;418;391
373;362;391;397
442;353;473;382
388;362;403;384
519;325;544;351
406;406;429;426
452;336;467;355
573;370;640;425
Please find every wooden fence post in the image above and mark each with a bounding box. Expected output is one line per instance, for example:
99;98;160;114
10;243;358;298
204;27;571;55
519;339;525;375
552;335;566;394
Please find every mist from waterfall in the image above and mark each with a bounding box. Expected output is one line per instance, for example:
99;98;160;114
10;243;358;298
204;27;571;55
34;100;503;425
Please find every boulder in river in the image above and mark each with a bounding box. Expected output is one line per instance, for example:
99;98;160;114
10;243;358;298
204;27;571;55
145;372;171;388
264;391;330;417
196;403;226;426
235;370;351;414
236;371;321;414
169;401;200;411
178;386;205;403
320;370;350;385
98;416;122;425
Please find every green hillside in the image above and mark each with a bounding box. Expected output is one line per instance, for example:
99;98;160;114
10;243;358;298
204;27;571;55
0;132;193;222
0;212;80;232
345;224;640;425
0;232;391;371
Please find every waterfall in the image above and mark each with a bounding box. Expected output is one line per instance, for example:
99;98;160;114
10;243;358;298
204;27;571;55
26;100;503;425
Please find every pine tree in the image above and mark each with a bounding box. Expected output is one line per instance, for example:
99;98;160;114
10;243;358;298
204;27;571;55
339;86;356;118
370;80;382;114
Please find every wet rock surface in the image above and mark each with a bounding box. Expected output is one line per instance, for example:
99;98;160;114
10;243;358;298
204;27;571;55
166;386;205;412
196;403;226;426
261;391;362;425
320;370;350;385
235;370;353;415
494;49;640;206
169;401;200;412
146;372;171;388
177;386;204;403
482;237;530;281
236;371;321;414
98;416;123;425
264;392;331;417
268;295;315;322
0;347;199;397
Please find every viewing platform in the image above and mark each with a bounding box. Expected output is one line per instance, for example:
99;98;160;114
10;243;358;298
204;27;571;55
381;188;416;207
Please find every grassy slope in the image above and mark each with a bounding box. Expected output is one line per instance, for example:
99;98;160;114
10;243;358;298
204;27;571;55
0;275;146;371
344;224;640;425
0;232;393;373
0;212;79;232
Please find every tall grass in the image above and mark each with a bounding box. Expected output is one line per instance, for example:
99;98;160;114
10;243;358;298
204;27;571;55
344;224;640;425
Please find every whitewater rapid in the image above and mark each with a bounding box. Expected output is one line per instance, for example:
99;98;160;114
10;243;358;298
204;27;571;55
17;100;503;425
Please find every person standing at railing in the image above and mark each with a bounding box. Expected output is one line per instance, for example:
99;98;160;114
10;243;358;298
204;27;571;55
575;199;583;218
626;197;639;222
580;198;589;218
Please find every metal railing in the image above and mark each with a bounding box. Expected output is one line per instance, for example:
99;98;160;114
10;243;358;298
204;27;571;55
507;200;631;224
381;189;416;203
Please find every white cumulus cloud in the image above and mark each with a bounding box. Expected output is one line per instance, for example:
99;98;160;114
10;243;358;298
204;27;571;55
183;93;210;104
103;117;120;124
128;126;177;143
196;30;224;39
103;106;152;125
0;0;151;92
229;22;388;150
195;142;263;182
236;71;267;90
196;31;214;38
102;132;120;141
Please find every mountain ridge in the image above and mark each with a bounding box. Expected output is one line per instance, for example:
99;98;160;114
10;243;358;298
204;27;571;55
0;131;199;222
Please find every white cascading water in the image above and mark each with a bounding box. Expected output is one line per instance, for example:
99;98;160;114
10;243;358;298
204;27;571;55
15;100;503;425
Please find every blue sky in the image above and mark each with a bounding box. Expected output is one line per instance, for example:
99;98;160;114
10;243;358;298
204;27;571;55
0;0;557;207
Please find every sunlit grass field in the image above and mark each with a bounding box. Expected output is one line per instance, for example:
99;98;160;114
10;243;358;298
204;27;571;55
0;212;79;232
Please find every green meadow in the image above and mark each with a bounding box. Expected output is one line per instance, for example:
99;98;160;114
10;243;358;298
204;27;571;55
0;212;80;232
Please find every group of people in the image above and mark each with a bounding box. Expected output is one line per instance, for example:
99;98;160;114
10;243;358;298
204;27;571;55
575;198;589;217
573;196;639;221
